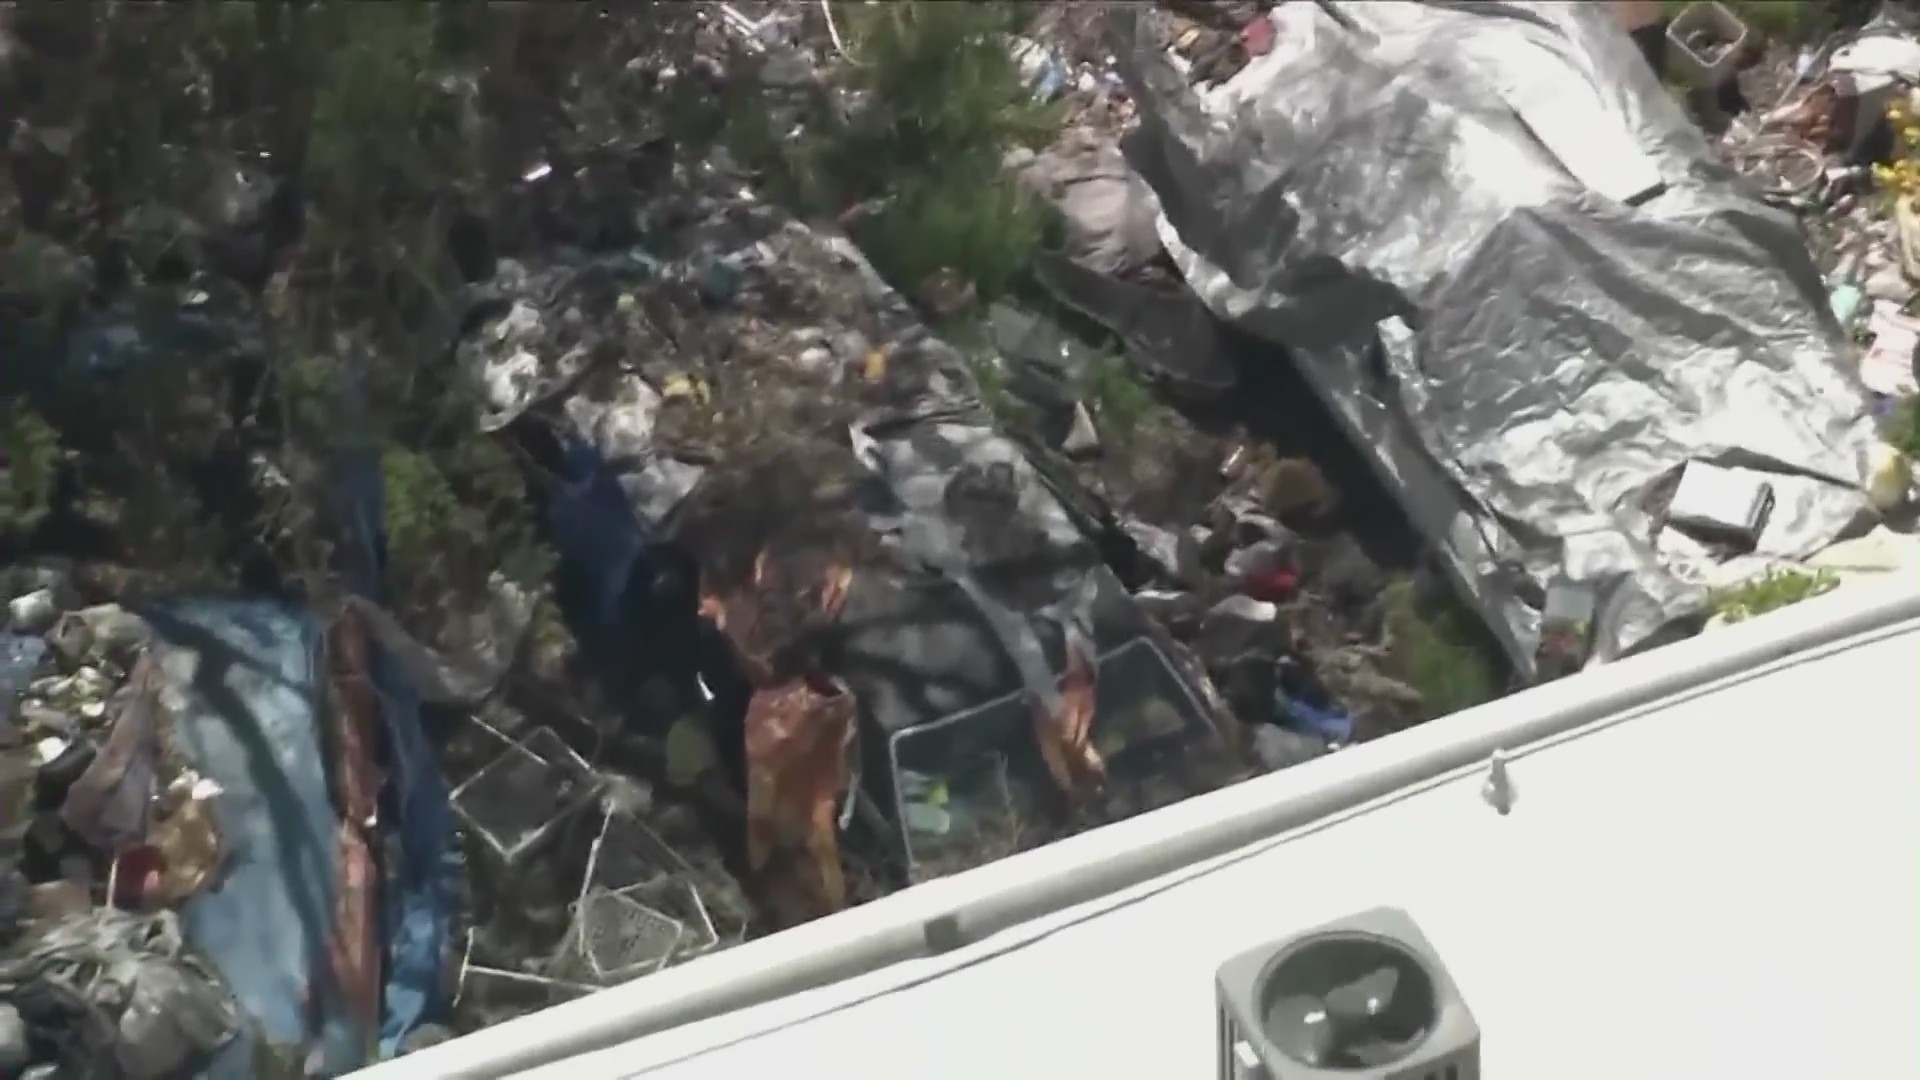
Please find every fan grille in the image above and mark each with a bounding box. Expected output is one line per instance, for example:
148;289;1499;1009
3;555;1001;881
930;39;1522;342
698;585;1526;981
1215;907;1479;1080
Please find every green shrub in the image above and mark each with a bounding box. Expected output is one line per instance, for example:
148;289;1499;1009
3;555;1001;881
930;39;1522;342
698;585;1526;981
1882;394;1920;460
1381;579;1502;720
737;1;1062;305
1;405;61;537
810;2;1058;198
0;3;567;619
1709;567;1839;623
380;433;549;620
1082;353;1158;442
853;166;1053;305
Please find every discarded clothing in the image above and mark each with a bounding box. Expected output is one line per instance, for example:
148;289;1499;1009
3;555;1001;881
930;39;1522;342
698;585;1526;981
332;443;464;1057
1277;696;1355;744
59;653;163;854
0;908;237;1080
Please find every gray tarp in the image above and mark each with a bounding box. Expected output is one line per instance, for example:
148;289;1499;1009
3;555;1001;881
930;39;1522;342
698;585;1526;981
1116;0;1881;674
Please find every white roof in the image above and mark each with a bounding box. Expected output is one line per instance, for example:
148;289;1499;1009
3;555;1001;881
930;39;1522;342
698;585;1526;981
365;577;1920;1080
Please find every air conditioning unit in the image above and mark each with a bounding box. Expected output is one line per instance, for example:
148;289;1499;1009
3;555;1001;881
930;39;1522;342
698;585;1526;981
1215;907;1479;1080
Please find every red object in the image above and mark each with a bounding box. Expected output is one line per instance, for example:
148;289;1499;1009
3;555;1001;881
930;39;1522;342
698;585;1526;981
1243;17;1276;57
111;845;166;908
1243;564;1300;603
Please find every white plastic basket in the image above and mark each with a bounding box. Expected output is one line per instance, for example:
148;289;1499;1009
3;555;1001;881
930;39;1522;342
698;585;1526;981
451;727;603;864
1666;1;1749;89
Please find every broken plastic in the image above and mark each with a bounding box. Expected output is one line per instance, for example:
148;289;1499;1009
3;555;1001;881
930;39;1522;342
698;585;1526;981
452;727;603;865
886;636;1211;879
549;875;718;986
578;806;693;895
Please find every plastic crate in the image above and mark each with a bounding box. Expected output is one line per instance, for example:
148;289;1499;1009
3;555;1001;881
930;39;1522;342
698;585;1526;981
885;636;1210;881
579;808;695;893
451;727;603;864
1666;2;1748;89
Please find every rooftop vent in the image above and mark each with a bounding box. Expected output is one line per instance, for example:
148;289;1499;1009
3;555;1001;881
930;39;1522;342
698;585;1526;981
1216;907;1479;1080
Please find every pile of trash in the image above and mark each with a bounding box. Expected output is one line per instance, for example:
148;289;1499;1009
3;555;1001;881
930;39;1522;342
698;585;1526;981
436;0;1480;1015
22;0;1920;1073
0;558;759;1075
451;135;1341;913
1;66;1432;1078
2;575;259;1078
1717;0;1920;395
1035;0;1904;682
1632;0;1920;590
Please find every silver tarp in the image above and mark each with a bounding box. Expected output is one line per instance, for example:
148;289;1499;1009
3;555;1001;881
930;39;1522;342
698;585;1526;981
1115;0;1882;676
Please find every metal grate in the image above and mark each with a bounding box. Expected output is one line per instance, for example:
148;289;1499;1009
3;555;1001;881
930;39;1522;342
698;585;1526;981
548;808;725;985
451;727;602;864
573;886;686;981
887;636;1210;880
580;805;691;892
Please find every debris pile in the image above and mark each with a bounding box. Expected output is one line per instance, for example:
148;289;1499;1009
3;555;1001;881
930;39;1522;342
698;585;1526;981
1;572;240;1078
14;2;1758;1073
449;142;1266;922
1683;0;1920;591
1719;1;1920;399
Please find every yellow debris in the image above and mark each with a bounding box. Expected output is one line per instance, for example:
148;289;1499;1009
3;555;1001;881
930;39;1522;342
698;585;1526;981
665;715;719;786
661;373;710;404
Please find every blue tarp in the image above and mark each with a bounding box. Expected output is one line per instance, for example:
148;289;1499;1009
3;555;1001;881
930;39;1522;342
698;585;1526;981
144;598;367;1077
0;633;47;700
133;440;461;1075
369;640;459;1058
546;432;648;635
334;440;462;1057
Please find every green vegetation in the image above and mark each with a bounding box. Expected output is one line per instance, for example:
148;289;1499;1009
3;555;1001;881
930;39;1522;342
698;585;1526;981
1709;567;1840;623
0;3;618;618
1882;394;1920;459
1381;579;1503;721
0;405;61;538
728;1;1061;307
2;2;1082;628
1082;352;1159;443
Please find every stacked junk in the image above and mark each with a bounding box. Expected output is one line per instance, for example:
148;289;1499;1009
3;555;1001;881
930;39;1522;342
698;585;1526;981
0;1;1904;1077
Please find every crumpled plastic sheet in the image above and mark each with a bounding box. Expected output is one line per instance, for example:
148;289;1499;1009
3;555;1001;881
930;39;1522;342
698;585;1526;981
457;249;705;537
141;599;368;1077
0;907;238;1080
1113;1;1883;674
